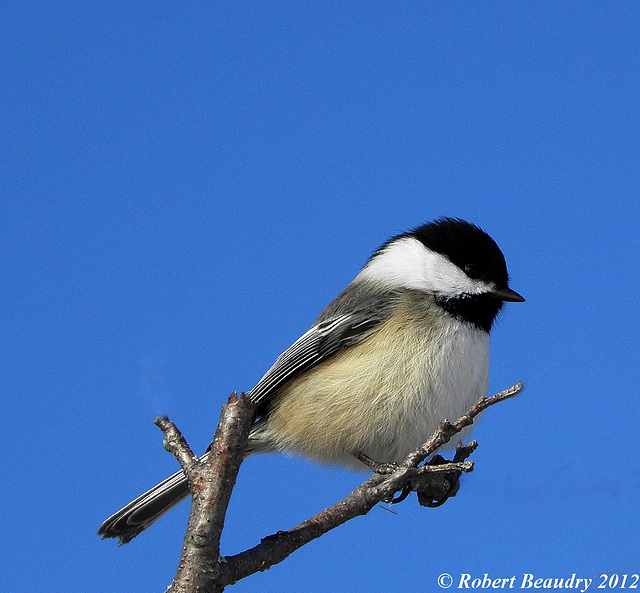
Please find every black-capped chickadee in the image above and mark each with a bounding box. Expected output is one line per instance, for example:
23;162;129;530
99;218;524;543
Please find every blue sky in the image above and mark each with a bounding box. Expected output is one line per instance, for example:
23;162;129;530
2;2;639;591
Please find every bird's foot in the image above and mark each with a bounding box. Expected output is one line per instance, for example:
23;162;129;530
414;454;460;507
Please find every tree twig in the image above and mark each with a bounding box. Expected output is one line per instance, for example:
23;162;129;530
403;381;523;467
155;392;256;593
154;382;522;591
154;416;199;474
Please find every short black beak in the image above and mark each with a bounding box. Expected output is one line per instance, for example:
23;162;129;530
493;287;526;302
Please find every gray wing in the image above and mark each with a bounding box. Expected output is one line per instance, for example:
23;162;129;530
247;283;398;407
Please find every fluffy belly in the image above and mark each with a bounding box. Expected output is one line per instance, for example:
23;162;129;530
264;313;490;468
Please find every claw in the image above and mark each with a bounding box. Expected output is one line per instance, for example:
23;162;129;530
389;485;411;504
355;451;399;475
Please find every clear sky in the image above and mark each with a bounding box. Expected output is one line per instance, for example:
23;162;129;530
2;2;639;592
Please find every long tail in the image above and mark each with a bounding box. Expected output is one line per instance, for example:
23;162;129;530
97;452;208;544
98;422;276;544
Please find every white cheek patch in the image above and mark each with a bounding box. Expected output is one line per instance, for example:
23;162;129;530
357;236;494;298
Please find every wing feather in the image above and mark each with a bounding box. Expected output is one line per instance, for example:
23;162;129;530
247;291;397;406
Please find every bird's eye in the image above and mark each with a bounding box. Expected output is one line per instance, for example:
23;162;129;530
464;263;480;278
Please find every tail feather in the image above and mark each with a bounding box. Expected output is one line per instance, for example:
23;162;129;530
97;453;208;544
99;422;276;544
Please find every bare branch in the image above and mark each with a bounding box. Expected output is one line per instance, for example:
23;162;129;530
154;392;256;593
153;416;199;474
155;382;522;591
403;381;523;467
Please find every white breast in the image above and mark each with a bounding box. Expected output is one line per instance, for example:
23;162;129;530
392;318;490;461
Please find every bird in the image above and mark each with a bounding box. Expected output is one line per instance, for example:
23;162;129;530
98;217;524;543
